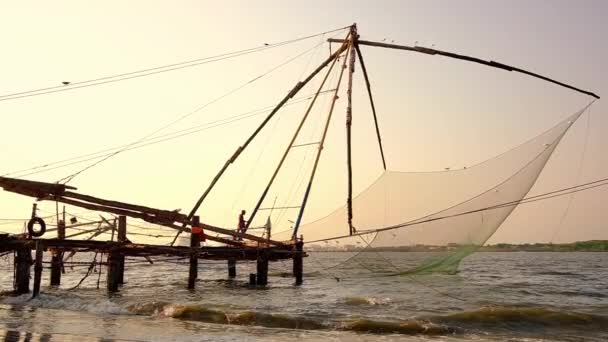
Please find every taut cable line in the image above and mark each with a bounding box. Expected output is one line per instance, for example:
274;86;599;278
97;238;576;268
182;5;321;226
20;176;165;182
0;27;349;103
57;35;333;185
2;90;334;179
308;176;608;244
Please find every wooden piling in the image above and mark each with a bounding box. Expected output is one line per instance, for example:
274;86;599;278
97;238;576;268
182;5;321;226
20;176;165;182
249;273;256;286
228;258;236;278
50;219;65;286
14;247;32;294
293;238;304;286
107;216;126;293
106;251;120;293
256;250;269;286
32;240;43;298
188;216;201;289
116;216;126;285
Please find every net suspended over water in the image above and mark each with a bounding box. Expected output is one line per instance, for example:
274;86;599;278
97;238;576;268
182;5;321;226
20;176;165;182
272;105;589;276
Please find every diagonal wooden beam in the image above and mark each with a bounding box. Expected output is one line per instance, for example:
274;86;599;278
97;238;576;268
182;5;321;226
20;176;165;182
329;38;600;99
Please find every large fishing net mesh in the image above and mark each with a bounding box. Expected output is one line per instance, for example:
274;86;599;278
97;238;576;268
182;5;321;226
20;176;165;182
270;106;586;276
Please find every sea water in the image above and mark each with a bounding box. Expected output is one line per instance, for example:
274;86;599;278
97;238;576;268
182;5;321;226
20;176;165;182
0;252;606;341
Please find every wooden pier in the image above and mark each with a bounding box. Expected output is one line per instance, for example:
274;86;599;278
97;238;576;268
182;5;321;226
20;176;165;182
0;176;307;297
0;216;305;297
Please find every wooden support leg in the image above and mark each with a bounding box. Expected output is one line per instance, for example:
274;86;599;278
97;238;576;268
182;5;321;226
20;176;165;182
32;240;43;298
49;250;62;286
50;218;66;286
117;216;127;285
14;247;32;294
187;253;198;289
188;216;201;290
228;258;236;278
293;240;304;286
116;254;125;285
256;251;269;286
106;251;120;293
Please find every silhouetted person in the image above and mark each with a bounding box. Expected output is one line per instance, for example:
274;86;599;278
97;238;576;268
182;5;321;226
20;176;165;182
238;210;247;234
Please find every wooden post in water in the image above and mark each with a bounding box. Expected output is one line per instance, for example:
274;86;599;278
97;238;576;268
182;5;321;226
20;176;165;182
228;258;236;278
14;247;32;294
32;240;44;298
188;216;201;289
116;216;126;285
293;236;304;286
256;249;269;286
50;218;65;286
106;251;120;293
107;216;126;293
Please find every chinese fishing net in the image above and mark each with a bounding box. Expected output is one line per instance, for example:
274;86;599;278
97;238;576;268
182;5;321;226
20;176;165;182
269;104;589;277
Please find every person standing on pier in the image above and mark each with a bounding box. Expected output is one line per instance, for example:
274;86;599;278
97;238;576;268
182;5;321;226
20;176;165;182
237;210;247;236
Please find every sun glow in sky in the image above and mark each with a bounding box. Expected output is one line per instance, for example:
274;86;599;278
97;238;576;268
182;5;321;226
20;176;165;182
0;0;606;244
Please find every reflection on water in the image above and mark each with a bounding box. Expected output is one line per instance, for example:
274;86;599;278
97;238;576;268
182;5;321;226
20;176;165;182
0;329;124;342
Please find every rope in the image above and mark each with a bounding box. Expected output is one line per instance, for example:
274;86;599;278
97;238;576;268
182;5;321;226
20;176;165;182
57;36;332;185
0;27;349;103
309;176;608;244
551;105;593;242
2;91;332;179
68;252;98;290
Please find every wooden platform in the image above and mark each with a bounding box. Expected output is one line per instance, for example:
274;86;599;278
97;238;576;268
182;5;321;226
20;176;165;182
0;237;299;261
0;234;305;297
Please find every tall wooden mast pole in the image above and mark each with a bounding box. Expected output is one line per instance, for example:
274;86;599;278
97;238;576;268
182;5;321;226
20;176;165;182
345;24;357;236
293;41;353;239
244;44;343;234
170;40;350;245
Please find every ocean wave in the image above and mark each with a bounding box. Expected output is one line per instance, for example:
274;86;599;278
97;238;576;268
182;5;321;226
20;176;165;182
127;300;170;315
432;306;608;328
342;319;457;335
4;293;606;337
341;296;391;306
160;304;327;330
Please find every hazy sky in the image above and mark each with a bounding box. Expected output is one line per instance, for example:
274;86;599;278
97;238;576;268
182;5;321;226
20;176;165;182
0;1;606;244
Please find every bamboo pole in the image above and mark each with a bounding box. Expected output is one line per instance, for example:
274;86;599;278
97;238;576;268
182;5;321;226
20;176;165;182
170;34;352;246
47;196;249;246
329;38;600;99
345;25;357;236
245;40;343;232
293;41;353;238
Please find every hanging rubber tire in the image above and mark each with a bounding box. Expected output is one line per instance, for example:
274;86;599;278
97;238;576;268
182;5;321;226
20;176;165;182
27;217;46;237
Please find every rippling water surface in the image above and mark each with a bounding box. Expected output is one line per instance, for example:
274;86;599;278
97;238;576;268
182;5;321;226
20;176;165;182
0;252;606;341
